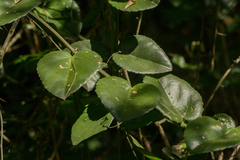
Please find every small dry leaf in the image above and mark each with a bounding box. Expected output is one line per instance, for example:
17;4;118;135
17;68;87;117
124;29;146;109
124;0;136;9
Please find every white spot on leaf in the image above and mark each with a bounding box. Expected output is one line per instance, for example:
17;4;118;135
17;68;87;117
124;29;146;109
132;90;137;94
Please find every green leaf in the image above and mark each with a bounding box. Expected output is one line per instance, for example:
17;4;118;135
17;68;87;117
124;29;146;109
37;50;102;100
109;0;160;12
213;113;236;130
121;109;164;130
71;103;114;145
143;74;203;126
64;40;108;92
34;0;82;40
127;134;162;160
113;35;172;74
0;0;42;26
64;40;109;62
83;72;100;92
184;116;240;154
95;76;160;122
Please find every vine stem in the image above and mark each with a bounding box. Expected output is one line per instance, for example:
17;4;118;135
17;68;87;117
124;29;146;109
204;56;240;112
28;11;110;77
28;11;76;54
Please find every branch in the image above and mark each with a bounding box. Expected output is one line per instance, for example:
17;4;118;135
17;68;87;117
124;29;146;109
155;121;170;148
0;109;3;160
0;19;20;66
28;11;75;54
204;56;240;112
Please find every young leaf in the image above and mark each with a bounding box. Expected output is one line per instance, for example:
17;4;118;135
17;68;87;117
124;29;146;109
109;0;160;12
34;0;82;40
95;76;160;122
37;50;102;100
64;40;108;92
184;116;240;154
127;134;162;160
71;103;114;145
0;0;42;26
113;35;172;74
143;74;203;126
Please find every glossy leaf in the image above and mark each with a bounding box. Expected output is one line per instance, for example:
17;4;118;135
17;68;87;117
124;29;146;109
83;72;100;92
71;103;114;145
113;35;172;74
184;116;240;154
213;113;236;130
37;50;102;100
109;0;160;12
127;134;162;160
121;109;164;130
34;0;82;40
0;0;42;26
64;40;108;91
96;76;160;122
143;74;203;126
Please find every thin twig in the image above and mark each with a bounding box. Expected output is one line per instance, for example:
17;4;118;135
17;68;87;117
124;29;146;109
0;109;3;160
211;151;215;160
211;0;219;73
99;69;110;77
204;56;240;112
194;1;205;88
229;145;240;160
48;117;68;160
218;151;223;160
6;29;23;53
0;19;20;66
155;121;170;148
27;17;62;51
138;128;145;160
136;11;143;35
124;69;131;84
28;12;75;54
125;132;138;160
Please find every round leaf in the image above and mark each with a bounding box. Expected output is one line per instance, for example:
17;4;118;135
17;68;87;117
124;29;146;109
95;76;160;122
143;74;203;125
64;40;108;91
0;0;42;26
184;116;240;154
37;50;102;100
34;0;82;40
109;0;160;12
113;35;172;74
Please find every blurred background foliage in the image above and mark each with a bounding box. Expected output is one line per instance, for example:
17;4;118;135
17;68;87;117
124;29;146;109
0;0;240;159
